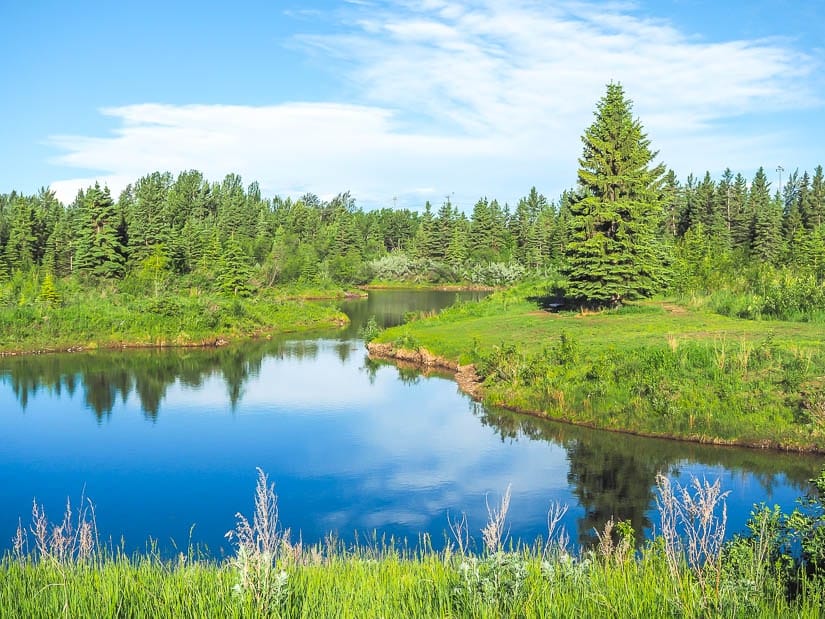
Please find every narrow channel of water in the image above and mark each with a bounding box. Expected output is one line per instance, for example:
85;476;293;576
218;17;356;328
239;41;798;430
0;290;821;557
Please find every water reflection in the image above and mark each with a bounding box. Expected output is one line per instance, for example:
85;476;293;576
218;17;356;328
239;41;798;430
0;290;484;421
474;404;823;546
0;290;822;554
1;342;280;421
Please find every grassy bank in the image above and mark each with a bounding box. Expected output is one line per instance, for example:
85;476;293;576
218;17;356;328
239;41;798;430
0;281;349;355
371;283;825;451
4;470;825;618
5;549;822;618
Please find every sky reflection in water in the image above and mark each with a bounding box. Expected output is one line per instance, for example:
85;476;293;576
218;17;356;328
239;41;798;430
0;291;822;556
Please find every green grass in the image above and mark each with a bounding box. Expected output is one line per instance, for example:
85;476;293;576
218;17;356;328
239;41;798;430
373;284;825;451
0;282;348;354
3;541;822;617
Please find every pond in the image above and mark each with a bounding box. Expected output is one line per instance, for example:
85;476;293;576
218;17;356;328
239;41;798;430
0;290;821;557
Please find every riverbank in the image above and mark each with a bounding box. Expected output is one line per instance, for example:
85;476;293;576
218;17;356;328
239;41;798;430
369;286;825;453
0;286;349;357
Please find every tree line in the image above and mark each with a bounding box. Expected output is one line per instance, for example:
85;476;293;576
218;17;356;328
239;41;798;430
0;86;823;302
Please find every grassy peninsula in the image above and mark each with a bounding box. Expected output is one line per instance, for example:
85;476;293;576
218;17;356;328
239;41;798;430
370;283;825;452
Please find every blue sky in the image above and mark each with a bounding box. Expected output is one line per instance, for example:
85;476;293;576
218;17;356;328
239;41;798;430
2;0;823;210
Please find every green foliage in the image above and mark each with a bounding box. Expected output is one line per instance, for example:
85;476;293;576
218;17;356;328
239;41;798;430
0;280;348;354
217;236;253;297
75;183;126;278
358;316;382;341
376;288;825;450
786;470;825;579
38;272;61;307
564;83;668;306
452;552;528;614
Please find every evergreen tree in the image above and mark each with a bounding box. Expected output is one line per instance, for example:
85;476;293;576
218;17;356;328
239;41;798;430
4;197;36;271
469;198;496;260
38;272;61;307
677;173;699;236
414;202;438;259
75;183;126;278
730;173;751;252
128;172;171;263
810;165;825;230
563;83;667;305
446;222;469;268
217;235;253;296
797;172;813;231
716;168;735;236
432;198;455;258
749;168;782;263
661;170;682;237
43;210;74;276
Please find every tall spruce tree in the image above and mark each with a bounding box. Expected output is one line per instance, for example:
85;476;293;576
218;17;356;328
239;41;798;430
749;167;781;263
75;183;126;278
563;83;667;306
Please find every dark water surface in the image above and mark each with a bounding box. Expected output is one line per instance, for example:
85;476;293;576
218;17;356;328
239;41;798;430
1;290;822;556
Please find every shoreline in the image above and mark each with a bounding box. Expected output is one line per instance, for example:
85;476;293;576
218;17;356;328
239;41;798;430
0;316;349;358
367;342;825;455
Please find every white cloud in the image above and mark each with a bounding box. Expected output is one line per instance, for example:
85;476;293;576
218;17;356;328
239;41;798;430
48;0;821;208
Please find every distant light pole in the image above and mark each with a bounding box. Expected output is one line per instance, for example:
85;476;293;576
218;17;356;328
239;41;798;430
776;165;784;191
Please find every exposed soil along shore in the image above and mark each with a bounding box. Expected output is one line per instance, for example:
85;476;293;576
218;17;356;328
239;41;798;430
367;342;483;399
367;342;825;455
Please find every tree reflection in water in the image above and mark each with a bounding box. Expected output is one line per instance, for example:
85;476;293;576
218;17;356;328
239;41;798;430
474;403;823;548
0;339;318;421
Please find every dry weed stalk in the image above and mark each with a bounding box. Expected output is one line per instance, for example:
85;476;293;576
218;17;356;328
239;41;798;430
656;473;729;593
226;468;291;609
595;517;632;563
448;510;470;556
544;501;570;557
17;493;98;564
12;517;26;559
482;484;512;554
737;338;752;373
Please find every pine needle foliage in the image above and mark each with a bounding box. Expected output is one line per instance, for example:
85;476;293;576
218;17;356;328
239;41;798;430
564;83;668;306
38;272;61;307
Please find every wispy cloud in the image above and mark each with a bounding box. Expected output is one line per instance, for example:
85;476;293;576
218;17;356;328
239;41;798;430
48;0;820;207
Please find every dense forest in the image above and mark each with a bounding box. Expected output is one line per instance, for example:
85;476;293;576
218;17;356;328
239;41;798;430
0;162;822;301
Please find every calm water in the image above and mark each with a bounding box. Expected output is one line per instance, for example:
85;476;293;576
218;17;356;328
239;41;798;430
1;290;822;557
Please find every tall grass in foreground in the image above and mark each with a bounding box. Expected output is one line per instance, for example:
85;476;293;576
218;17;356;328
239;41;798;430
3;470;825;618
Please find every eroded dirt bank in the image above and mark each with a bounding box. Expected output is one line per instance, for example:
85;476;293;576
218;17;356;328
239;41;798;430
367;342;483;399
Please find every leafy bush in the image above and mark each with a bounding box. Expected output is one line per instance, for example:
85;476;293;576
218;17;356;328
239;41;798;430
358;316;382;341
